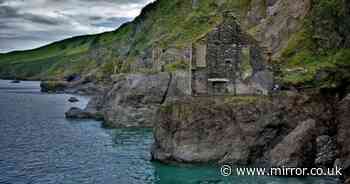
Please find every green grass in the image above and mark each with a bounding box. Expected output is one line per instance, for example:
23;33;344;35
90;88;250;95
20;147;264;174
278;0;350;89
281;48;350;88
0;0;244;80
1;0;349;91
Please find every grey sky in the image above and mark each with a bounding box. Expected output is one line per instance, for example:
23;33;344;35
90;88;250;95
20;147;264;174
0;0;154;53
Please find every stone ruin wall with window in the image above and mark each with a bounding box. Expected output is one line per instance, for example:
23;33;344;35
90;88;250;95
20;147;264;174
151;14;273;96
190;14;273;96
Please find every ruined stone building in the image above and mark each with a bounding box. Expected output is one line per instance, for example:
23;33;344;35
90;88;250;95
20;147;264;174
190;13;273;96
151;13;273;96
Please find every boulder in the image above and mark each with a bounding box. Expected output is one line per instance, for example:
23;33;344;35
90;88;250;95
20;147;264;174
269;119;316;168
65;107;92;119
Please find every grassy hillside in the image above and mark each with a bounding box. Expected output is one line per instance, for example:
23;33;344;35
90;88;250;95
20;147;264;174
0;30;121;80
0;0;245;80
0;0;349;92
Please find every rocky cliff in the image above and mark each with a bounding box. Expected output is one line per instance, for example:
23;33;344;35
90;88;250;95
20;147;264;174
150;91;350;184
151;92;337;166
66;71;191;127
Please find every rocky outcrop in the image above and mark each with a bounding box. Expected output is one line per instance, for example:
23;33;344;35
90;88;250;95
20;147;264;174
151;92;334;165
243;0;312;57
65;107;94;119
268;119;316;168
102;73;171;127
79;71;190;128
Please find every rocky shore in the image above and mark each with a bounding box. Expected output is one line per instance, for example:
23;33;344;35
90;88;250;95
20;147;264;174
40;69;349;182
53;74;348;177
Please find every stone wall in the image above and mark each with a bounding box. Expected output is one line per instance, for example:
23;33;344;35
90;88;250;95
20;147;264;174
191;14;273;96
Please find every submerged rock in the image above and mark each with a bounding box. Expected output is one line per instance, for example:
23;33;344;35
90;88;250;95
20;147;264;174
10;80;20;83
68;97;79;103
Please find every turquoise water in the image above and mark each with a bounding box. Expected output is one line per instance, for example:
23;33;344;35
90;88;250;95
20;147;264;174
0;80;339;184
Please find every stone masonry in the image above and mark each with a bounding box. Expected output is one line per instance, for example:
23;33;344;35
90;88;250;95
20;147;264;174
190;13;273;96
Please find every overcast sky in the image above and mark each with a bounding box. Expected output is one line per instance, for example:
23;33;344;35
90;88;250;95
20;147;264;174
0;0;154;53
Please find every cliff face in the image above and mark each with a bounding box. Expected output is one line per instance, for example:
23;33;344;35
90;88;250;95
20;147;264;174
151;93;337;167
242;0;311;57
69;71;191;128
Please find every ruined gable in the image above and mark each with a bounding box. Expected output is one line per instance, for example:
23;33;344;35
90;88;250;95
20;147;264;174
191;13;273;96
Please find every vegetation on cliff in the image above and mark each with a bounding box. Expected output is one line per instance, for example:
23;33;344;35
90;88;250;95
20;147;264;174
0;0;348;93
0;0;241;80
280;0;350;90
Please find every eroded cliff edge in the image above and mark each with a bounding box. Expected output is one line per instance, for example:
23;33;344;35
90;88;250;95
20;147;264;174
151;93;331;165
151;92;350;181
